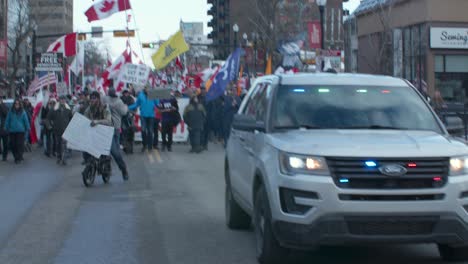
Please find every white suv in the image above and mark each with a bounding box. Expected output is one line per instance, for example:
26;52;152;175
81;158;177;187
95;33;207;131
225;73;468;264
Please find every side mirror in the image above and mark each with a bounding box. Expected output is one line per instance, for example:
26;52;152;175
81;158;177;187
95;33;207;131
232;114;265;132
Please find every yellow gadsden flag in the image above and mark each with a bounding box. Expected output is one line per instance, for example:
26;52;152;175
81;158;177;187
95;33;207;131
152;30;189;70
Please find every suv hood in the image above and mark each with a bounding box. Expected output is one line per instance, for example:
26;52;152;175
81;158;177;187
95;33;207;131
268;129;467;157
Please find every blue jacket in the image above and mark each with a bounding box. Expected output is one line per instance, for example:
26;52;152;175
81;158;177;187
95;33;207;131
129;91;159;118
4;110;30;133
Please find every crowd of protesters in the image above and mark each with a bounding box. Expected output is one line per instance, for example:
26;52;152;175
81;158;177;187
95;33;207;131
0;82;243;180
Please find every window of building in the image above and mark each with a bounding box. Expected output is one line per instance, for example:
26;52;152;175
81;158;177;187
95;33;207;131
402;24;426;92
434;55;468;103
434;55;444;73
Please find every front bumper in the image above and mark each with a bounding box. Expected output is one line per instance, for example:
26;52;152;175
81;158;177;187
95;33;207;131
273;214;468;249
266;169;468;248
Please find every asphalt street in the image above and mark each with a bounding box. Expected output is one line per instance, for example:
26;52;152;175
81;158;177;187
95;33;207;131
0;143;464;264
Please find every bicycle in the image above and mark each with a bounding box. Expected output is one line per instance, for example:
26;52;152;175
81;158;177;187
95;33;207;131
81;155;112;187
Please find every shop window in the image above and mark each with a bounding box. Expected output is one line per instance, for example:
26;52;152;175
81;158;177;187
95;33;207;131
435;56;444;73
446;56;468;73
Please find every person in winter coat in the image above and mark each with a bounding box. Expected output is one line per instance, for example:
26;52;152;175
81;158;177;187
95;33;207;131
223;87;241;147
104;87;129;181
129;86;159;152
4;99;30;164
120;89;136;154
197;87;210;150
42;98;56;157
183;95;206;153
158;96;179;152
0;98;9;161
153;107;162;150
48;95;73;165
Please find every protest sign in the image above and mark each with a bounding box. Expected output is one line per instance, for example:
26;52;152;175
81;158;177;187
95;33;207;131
119;64;150;86
147;88;172;100
62;113;114;158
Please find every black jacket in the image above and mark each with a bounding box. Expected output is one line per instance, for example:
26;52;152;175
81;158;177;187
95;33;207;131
0;103;8;136
183;103;206;130
48;104;73;136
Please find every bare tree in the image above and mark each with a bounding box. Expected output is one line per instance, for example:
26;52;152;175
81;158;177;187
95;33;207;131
358;0;397;75
247;0;314;67
248;0;282;56
7;0;36;96
6;0;54;96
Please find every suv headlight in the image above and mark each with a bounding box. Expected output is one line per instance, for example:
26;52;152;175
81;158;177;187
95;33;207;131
450;156;468;176
279;152;329;176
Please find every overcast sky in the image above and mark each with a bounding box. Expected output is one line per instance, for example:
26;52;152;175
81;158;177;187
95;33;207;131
73;0;361;66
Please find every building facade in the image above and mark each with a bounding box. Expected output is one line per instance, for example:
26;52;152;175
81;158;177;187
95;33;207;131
207;0;347;72
0;0;7;76
31;0;73;53
353;0;468;103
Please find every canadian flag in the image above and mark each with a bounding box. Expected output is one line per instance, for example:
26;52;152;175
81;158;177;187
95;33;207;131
85;0;132;23
102;49;132;91
47;33;77;57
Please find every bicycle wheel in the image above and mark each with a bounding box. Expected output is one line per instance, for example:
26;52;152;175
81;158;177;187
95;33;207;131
102;173;110;184
82;164;96;187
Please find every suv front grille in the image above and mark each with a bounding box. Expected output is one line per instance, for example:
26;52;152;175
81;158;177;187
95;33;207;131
327;157;449;189
346;216;437;236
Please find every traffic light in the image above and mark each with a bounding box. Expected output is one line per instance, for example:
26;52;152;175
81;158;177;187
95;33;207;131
142;43;155;48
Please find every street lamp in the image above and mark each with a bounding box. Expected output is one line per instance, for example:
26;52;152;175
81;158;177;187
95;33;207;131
233;23;239;49
242;33;248;46
317;0;327;50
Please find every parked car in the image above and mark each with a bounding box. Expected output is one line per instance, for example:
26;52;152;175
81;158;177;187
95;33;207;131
225;73;468;263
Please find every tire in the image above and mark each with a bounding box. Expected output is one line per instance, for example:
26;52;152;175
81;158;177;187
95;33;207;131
254;185;289;264
438;244;468;262
102;173;110;184
225;184;251;229
82;164;96;187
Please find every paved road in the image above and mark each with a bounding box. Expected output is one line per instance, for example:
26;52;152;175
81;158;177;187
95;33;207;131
0;143;463;264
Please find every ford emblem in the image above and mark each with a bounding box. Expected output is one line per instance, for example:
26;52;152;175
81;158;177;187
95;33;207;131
379;164;407;177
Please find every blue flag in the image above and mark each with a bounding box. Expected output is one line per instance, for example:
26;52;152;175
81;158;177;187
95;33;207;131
206;48;242;101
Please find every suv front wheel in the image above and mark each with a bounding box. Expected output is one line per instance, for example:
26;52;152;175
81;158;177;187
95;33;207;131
225;164;251;229
254;185;289;264
438;244;468;262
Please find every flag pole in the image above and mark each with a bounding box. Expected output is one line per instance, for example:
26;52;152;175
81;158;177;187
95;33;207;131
82;40;85;92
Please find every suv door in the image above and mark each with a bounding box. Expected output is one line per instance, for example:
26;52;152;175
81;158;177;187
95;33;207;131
228;83;263;207
235;82;272;207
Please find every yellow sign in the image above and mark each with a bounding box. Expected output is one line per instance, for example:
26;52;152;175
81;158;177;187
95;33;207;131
151;30;189;70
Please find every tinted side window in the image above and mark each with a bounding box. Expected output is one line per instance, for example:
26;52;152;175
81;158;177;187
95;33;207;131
243;83;271;122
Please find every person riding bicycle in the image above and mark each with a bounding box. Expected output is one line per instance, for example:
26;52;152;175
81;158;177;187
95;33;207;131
83;91;129;180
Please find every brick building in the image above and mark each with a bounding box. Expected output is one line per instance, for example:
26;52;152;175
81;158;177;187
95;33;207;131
352;0;468;102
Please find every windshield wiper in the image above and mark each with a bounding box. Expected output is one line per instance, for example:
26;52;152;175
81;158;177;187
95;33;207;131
274;125;324;130
339;125;408;130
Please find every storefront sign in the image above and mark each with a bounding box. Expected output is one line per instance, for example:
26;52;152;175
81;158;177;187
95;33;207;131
430;27;468;49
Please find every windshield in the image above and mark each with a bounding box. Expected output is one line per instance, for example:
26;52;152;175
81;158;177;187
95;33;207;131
273;85;442;133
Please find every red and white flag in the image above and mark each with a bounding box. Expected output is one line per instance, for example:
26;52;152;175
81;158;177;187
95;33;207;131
85;0;132;23
175;56;184;71
47;33;77;57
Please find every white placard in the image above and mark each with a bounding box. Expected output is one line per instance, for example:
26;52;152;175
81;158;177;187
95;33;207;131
430;27;468;49
62;113;114;158
119;64;150;86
